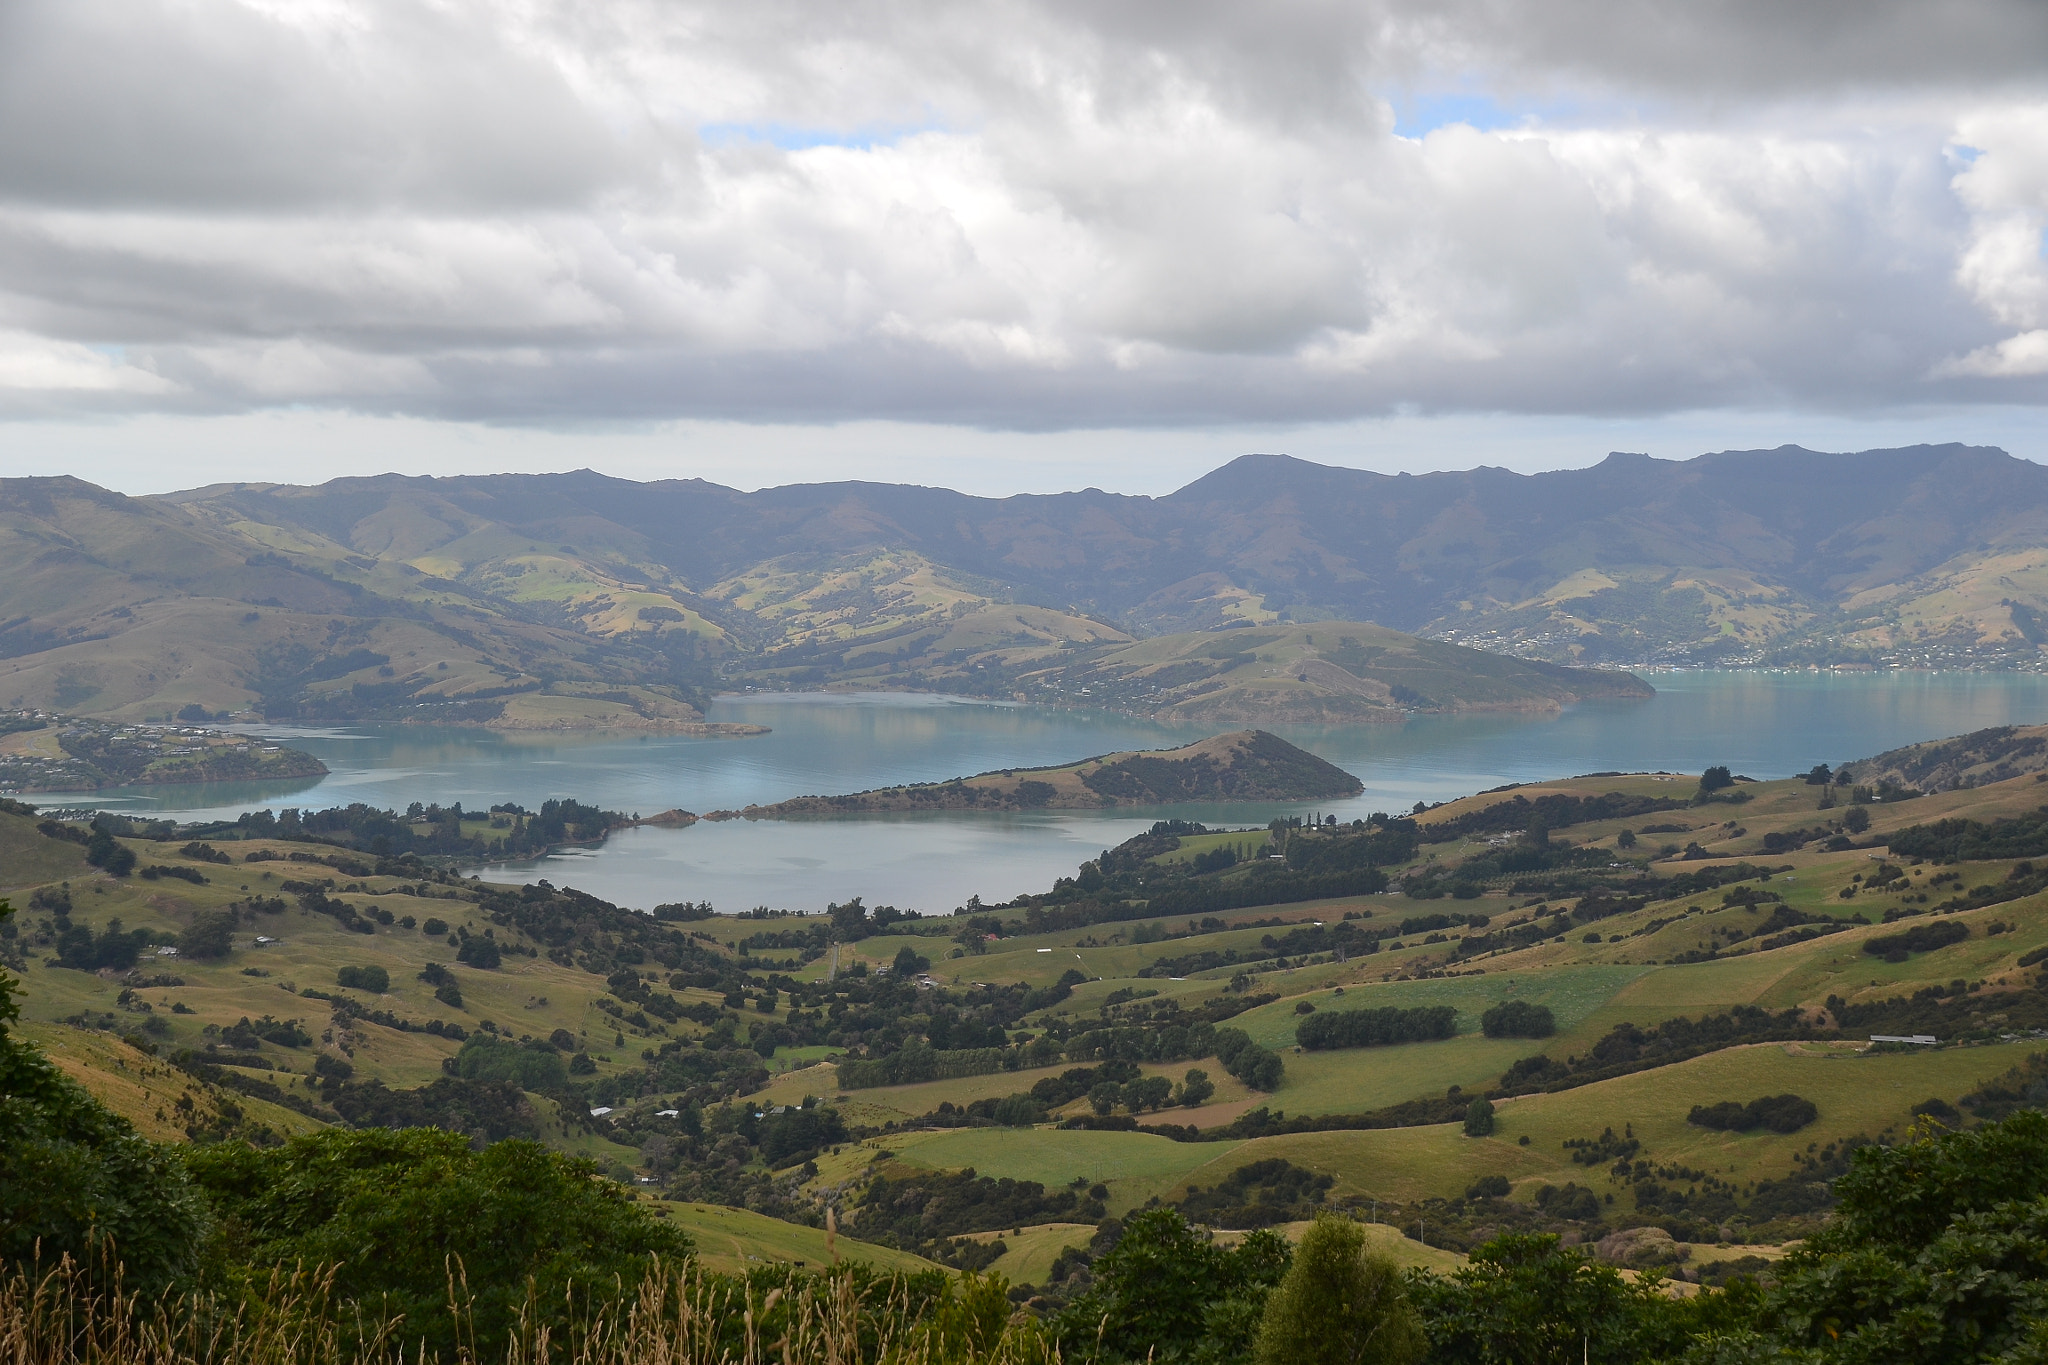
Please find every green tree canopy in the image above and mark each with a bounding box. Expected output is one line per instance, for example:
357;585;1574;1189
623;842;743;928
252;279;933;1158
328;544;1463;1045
1055;1207;1291;1364
1255;1217;1420;1365
1694;1111;2048;1363
183;1127;690;1357
1410;1233;1690;1364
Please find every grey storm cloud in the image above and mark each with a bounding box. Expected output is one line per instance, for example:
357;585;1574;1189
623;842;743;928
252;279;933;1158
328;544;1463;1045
0;0;2044;425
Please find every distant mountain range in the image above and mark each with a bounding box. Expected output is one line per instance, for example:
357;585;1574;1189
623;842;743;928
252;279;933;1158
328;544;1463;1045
1;442;2036;726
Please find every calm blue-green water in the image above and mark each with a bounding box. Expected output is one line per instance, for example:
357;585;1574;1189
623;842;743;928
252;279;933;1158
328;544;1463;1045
56;672;2048;913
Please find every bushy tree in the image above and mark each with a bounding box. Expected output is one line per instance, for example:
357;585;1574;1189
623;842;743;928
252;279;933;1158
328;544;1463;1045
1480;999;1555;1039
1215;1027;1285;1091
1055;1207;1291;1364
1410;1233;1690;1364
1255;1217;1420;1365
0;899;205;1293
335;964;389;992
180;909;236;959
85;827;135;876
450;1033;568;1089
1462;1097;1495;1137
183;1127;691;1357
1689;1111;2048;1363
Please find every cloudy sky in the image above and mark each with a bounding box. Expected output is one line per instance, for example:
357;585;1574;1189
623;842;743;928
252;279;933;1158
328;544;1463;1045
2;0;2047;494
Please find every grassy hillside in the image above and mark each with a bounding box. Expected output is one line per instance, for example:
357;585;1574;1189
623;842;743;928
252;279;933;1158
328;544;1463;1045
1024;621;1652;723
0;477;744;730
58;445;2048;725
653;1201;938;1275
149;443;2048;672
0;474;1647;730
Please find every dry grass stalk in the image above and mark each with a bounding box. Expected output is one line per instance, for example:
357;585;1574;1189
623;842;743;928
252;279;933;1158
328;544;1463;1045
0;1255;1057;1365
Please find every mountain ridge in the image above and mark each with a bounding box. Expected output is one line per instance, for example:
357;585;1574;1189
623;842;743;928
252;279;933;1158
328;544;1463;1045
0;442;2038;725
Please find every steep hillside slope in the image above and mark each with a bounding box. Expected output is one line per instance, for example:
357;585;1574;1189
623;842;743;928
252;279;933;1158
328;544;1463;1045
160;443;2048;669
1026;621;1652;722
2;443;2037;727
0;477;739;728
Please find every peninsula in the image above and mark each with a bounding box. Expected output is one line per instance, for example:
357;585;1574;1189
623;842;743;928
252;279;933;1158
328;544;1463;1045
710;729;1362;818
0;712;327;793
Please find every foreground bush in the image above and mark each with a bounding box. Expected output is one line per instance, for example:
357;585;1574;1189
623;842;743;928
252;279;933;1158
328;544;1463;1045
1053;1207;1290;1363
1689;1109;2048;1362
184;1128;693;1358
1254;1218;1420;1365
0;898;205;1296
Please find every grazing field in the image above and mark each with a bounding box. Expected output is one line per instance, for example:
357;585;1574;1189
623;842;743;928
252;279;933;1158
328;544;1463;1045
653;1202;937;1275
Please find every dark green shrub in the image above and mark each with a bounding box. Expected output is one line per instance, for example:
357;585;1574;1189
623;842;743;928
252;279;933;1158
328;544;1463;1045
1296;1005;1457;1051
180;910;236;959
1480;999;1555;1039
336;964;390;993
1464;1096;1496;1137
1687;1093;1818;1134
1466;1175;1511;1200
450;1034;567;1089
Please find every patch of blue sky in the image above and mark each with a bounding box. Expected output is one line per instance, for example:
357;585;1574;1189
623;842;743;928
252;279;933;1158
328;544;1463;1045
1946;143;1984;167
697;122;922;152
1390;91;1646;139
1390;93;1524;138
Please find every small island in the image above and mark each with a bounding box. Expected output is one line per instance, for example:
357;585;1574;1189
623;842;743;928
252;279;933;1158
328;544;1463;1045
712;729;1362;818
0;712;329;793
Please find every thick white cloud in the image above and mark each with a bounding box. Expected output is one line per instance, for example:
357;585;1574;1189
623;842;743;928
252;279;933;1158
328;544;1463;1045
0;0;2043;429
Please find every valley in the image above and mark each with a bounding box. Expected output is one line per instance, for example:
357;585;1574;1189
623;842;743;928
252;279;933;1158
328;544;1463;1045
12;720;2048;1301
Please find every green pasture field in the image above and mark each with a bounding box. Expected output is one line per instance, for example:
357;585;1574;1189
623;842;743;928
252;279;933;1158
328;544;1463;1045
1274;1038;2040;1204
1147;829;1271;865
3;834;694;1094
654;1201;937;1276
869;1039;2045;1217
0;816;90;890
967;1223;1097;1286
885;1125;1246;1198
1226;963;1654;1049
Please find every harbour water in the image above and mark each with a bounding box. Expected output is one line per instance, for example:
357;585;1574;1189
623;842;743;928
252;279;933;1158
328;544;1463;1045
57;671;2048;913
